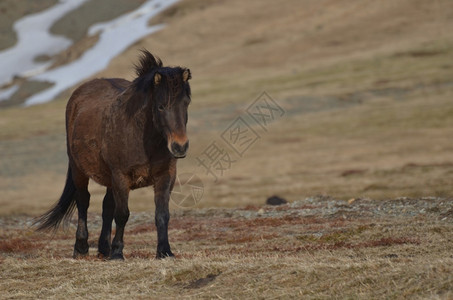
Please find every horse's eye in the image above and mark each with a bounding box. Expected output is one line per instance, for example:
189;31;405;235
158;105;165;111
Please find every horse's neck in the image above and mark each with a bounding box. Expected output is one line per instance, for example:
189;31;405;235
111;90;167;152
132;107;167;152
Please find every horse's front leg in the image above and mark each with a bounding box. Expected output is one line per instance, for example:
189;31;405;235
154;174;176;259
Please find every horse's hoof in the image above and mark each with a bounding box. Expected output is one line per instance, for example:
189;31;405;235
73;251;89;259
97;252;109;260
110;253;125;260
156;250;175;259
97;247;111;259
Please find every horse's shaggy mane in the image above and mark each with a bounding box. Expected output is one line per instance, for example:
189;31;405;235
134;49;163;78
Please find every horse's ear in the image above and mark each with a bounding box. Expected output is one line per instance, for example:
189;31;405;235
182;69;191;82
154;72;161;85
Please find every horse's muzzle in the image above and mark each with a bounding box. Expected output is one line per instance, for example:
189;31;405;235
170;140;189;158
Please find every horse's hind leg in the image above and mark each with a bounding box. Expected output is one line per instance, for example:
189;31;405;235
72;169;90;258
98;188;114;258
110;174;130;260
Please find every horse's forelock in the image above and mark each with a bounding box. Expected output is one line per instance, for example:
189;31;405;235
124;52;191;119
135;50;163;78
130;51;190;110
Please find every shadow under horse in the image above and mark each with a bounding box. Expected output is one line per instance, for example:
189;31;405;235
36;50;192;259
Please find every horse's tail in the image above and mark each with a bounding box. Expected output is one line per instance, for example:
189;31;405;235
35;165;77;231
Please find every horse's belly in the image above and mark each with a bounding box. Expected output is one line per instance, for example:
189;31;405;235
71;137;109;182
125;163;152;189
70;113;111;186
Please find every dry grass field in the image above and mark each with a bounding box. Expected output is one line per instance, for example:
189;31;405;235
1;196;452;298
1;0;453;298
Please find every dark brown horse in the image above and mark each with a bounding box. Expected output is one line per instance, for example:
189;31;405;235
36;50;191;259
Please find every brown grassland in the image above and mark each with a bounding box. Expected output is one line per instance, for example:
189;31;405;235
0;0;452;298
1;196;452;298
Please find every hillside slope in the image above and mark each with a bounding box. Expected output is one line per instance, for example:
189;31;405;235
0;0;452;214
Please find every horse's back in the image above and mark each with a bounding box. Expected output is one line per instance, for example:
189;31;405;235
66;78;130;186
66;78;129;116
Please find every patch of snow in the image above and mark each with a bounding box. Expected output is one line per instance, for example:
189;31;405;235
0;0;89;85
24;0;180;106
0;85;19;102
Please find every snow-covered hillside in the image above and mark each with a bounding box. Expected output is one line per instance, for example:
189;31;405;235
0;0;179;106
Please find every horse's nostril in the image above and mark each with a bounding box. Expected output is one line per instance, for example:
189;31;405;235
182;141;189;152
171;141;189;157
171;142;180;153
